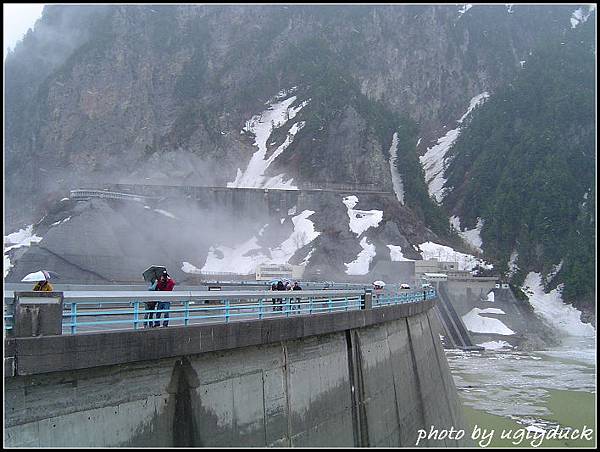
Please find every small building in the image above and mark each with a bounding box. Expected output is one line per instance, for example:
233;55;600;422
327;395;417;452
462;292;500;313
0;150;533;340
256;263;304;281
415;259;458;279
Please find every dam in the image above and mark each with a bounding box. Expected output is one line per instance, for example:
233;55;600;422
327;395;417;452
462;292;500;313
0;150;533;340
4;289;470;447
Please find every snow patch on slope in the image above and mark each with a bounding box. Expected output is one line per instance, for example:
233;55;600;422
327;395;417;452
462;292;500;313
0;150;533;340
345;237;377;275
462;308;515;335
521;272;595;337
342;196;383;236
4;225;43;277
418;241;493;271
198;210;320;275
229;93;309;189
507;249;519;278
420;92;489;203
269;210;321;264
387;245;412;261
388;132;405;204
450;216;484;253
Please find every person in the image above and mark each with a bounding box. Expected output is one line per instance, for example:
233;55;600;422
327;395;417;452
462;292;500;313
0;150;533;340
33;280;53;291
144;279;158;328
155;270;175;327
292;281;302;311
276;280;285;311
271;283;278;311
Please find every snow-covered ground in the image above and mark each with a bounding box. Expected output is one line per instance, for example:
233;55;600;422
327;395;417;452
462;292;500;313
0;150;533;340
387;245;412;261
521;272;595;337
4;225;43;277
342;195;383;237
181;261;203;274
229;92;309;189
269;210;320;264
450;216;484;253
341;195;382;275
195;210;320;275
477;340;513;350
388;132;405;204
420;92;489;203
345;236;377;275
462;307;515;335
201;236;266;275
418;241;493;271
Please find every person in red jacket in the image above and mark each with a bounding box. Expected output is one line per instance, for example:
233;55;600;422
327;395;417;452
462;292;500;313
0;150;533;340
155;270;176;327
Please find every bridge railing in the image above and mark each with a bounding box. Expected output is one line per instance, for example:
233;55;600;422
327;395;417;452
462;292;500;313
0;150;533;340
4;288;436;335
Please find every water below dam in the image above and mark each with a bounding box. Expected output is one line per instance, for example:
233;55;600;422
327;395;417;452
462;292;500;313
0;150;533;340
445;336;596;448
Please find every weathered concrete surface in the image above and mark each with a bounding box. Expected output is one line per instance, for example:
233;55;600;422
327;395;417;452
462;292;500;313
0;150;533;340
5;300;470;447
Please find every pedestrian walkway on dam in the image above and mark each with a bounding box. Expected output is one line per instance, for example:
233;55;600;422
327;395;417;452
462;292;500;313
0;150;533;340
4;288;436;336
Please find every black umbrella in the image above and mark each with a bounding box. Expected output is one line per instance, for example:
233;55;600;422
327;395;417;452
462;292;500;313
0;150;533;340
142;265;167;283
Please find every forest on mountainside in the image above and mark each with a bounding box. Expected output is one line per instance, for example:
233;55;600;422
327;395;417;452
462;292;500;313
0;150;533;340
443;17;595;308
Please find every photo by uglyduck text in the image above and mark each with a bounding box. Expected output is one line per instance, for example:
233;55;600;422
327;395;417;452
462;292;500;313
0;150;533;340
415;424;595;447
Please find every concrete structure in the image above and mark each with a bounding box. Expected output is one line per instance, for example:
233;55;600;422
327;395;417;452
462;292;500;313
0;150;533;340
422;272;448;282
435;279;557;350
5;299;470;447
415;259;458;277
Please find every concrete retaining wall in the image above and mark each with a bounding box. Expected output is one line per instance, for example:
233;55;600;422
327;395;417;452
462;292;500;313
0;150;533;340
5;301;469;447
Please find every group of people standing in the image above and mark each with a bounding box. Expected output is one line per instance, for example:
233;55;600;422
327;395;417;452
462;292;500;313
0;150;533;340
144;270;176;327
271;280;302;311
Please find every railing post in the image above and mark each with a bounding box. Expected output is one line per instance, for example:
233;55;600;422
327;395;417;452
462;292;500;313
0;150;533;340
345;297;348;311
259;298;263;319
225;300;230;323
133;301;139;330
328;296;333;313
362;290;373;310
71;302;77;335
285;298;290;318
184;301;190;326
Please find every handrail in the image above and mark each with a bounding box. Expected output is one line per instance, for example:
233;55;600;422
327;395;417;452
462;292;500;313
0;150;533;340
4;289;435;335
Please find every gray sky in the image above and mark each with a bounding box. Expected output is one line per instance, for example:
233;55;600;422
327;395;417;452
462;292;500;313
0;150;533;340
4;3;45;59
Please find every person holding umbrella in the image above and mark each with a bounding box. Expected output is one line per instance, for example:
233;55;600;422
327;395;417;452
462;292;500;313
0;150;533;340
142;265;168;328
33;279;54;292
154;270;176;327
22;270;58;291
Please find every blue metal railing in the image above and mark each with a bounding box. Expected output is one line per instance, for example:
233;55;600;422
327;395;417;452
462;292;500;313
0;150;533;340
374;289;436;307
3;288;435;335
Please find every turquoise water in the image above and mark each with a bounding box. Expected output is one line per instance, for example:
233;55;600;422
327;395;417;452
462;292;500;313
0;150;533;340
446;336;596;448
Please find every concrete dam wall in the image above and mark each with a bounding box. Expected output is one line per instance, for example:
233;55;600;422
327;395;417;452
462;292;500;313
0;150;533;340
5;300;469;447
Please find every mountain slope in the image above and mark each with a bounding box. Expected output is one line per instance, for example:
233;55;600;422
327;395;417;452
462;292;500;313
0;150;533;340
441;12;596;309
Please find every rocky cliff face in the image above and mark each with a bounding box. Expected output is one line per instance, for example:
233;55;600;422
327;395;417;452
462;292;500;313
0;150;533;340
7;4;582;227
